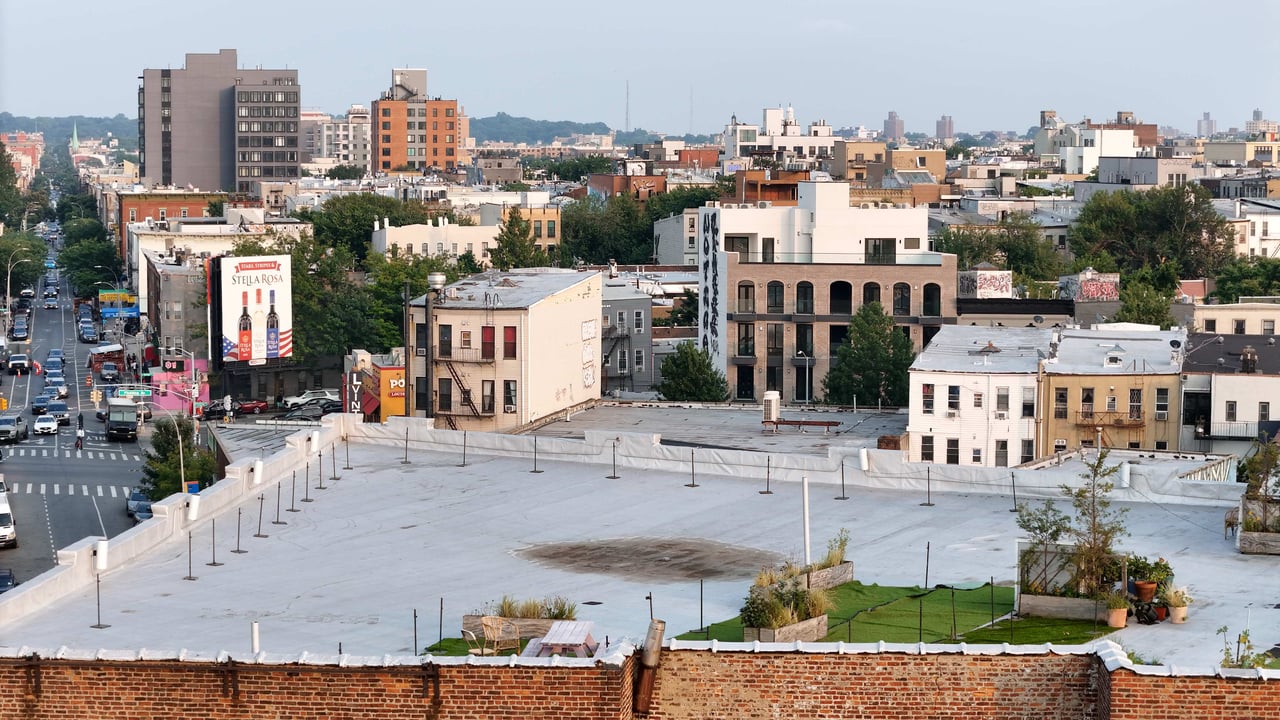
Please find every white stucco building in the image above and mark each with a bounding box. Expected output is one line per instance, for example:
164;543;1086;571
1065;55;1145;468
723;106;838;170
1180;333;1280;457
907;326;1052;467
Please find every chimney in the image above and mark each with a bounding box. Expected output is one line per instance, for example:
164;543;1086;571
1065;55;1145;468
1241;345;1258;374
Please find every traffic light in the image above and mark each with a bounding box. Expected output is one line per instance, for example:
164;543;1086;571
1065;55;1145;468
91;389;103;404
0;398;7;411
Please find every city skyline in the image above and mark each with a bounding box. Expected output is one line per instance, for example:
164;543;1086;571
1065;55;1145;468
2;0;1277;137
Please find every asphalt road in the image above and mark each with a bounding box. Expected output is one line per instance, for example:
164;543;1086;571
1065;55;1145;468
1;268;144;586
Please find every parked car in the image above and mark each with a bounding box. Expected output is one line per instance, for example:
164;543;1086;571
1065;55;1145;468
126;490;149;518
282;389;340;409
0;414;28;442
132;503;153;524
199;398;243;420
99;362;121;383
0;569;16;594
9;325;28;341
32;415;58;435
281;406;324;421
237;399;270;414
7;355;29;375
80;328;98;343
316;399;344;415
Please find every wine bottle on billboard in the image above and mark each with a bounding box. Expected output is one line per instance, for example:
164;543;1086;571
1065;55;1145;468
238;291;253;361
252;288;267;359
266;289;280;358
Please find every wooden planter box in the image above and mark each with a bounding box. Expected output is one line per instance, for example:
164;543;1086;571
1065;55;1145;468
804;562;854;591
1018;594;1108;623
743;614;828;643
461;615;556;640
1239;531;1280;555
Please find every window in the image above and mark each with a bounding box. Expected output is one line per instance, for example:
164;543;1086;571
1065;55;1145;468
737;282;755;313
1080;387;1094;418
922;384;935;414
1265;320;1276;335
503;380;517;411
767;282;784;313
995;440;1008;467
1054;388;1067;419
796;282;814;314
1204;319;1217;332
459;330;471;349
1022;388;1035;418
973;392;984;408
862;282;881;306
128;209;136;222
634;349;644;372
1021;439;1034;464
830;281;852;314
481;326;495;359
922;283;942;316
921;435;934;462
1155;388;1169;419
618;352;628;372
634;310;644;333
438;378;452;413
766;323;783;358
1155;441;1168;450
1226;401;1237;422
972;448;982;464
1234;319;1246;334
946;439;959;465
533;220;542;238
1129;388;1143;420
547;220;556;238
481;380;495;414
795;323;814;356
996;387;1010;412
503;326;517;359
892;283;911;315
737;323;754;356
1261;402;1271;422
948;385;960;411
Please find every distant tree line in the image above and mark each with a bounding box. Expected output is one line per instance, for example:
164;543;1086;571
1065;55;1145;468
0;113;138;150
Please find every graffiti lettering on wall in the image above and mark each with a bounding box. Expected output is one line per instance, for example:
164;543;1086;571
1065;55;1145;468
957;271;1014;299
1060;277;1120;302
698;210;722;358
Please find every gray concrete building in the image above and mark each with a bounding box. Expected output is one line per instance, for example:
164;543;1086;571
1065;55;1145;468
139;49;301;193
142;249;207;359
602;279;654;394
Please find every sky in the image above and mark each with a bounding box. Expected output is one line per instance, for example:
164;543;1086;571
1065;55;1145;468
2;1;1277;137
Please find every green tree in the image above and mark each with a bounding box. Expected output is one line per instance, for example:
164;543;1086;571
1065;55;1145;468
666;288;698;326
363;251;463;351
1070;185;1233;278
560;193;652;265
933;213;1061;279
1062;450;1127;598
488;208;549;270
58;239;122;297
325;164;366;180
1210;257;1280;302
55;193;97;223
1068;251;1120;274
932;226;997;271
207;199;225;218
499;181;531;192
455;250;483;276
140;416;218;500
62;217;107;246
0;141;22;226
1112;281;1176;328
293;194;443;264
643;185;723;224
822;302;915;406
655;343;728;401
523;155;614;182
0;233;47;298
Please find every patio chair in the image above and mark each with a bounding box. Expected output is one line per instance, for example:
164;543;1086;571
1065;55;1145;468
461;629;490;656
480;616;521;655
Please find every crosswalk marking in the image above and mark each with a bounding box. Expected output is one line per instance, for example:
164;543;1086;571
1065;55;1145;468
0;447;141;462
1;484;132;497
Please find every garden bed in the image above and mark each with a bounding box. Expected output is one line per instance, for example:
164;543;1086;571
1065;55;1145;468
743;614;828;643
461;615;555;639
1017;594;1108;623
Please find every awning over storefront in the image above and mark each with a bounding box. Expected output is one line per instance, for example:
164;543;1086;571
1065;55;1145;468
360;389;380;416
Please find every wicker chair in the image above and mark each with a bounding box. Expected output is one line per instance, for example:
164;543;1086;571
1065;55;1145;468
462;629;490;655
480;616;521;655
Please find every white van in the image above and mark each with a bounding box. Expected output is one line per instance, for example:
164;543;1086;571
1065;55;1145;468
0;498;15;549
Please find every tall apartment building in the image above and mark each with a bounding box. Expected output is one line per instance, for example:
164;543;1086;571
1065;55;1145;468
320;105;373;172
138;49;301;193
883;111;904;142
370;68;463;173
299;111;332;162
935;115;954;140
1197;112;1216;138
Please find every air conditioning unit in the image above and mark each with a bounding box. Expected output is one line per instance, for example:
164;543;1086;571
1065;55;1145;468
946;410;958;418
756;201;770;209
504;404;516;414
994;411;1008;420
1155;411;1168;421
414;348;427;357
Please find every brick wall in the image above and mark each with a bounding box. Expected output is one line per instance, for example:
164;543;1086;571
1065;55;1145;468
0;657;634;720
645;651;1101;719
1108;670;1280;719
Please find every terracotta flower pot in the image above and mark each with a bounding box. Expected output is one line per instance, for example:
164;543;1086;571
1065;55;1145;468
1107;607;1128;628
1169;606;1187;624
1154;606;1167;621
1134;581;1157;603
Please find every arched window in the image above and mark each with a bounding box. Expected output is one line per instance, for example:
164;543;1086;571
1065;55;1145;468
795;281;814;314
737;281;755;313
923;283;942;317
893;282;911;315
863;281;881;306
830;281;852;315
766;281;784;313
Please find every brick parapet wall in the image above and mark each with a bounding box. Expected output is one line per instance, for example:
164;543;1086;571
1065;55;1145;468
0;657;635;720
1107;670;1280;720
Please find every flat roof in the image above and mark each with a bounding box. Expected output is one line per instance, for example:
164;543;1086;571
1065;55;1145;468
411;270;597;310
1048;328;1186;375
1184;332;1280;374
910;326;1052;374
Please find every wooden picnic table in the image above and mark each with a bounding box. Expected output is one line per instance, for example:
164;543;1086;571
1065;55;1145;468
535;620;597;658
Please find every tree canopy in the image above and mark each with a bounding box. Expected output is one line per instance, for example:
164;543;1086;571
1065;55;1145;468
325;164;365;180
0;233;48;298
0;141;22;227
654;343;728;402
932;212;1063;279
560;193;652;265
1210;257;1280;303
488;208;549;270
1070;185;1233;278
293;194;447;263
1112;281;1176;328
363;250;465;351
522;155;614;182
58;239;123;297
822;303;915;406
140;416;218;500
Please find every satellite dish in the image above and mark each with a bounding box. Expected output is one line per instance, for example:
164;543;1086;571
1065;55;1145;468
1033;315;1045;324
1170;339;1182;349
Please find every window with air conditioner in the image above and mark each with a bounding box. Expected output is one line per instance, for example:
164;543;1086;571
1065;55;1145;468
1155;388;1169;420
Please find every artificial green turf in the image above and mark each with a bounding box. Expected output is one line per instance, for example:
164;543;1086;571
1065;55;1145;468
423;636;532;657
963;616;1111;645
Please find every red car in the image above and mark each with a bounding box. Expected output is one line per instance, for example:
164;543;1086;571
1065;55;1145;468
237;399;270;414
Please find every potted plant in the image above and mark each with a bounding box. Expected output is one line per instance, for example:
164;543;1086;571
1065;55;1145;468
1104;591;1130;629
1125;555;1157;602
1163;586;1192;624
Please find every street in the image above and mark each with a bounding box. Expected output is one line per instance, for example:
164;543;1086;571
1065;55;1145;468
1;267;144;584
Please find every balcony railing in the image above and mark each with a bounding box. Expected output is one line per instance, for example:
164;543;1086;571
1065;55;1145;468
1206;421;1259;439
1074;411;1144;428
433;346;495;363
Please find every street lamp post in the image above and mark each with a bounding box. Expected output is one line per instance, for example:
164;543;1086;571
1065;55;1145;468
5;251;30;329
797;350;810;406
162;346;200;415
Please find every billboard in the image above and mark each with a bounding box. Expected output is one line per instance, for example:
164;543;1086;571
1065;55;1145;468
219;255;293;364
97;289;141;318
